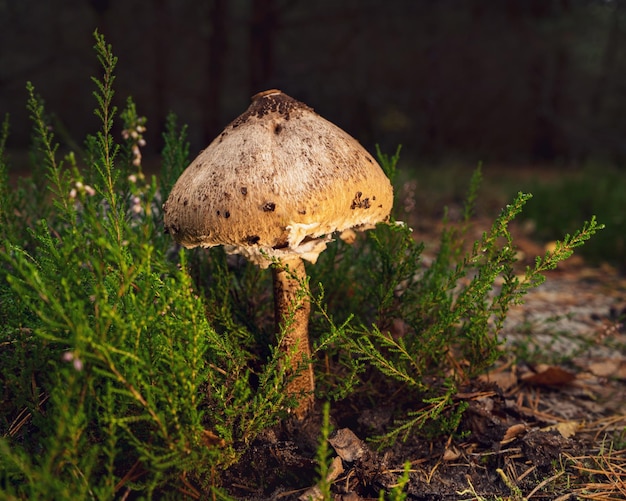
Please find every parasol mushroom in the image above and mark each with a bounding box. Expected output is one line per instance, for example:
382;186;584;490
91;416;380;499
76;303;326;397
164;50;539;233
163;89;393;418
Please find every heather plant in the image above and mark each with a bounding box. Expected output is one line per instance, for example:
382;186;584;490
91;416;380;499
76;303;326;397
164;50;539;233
0;33;290;499
308;160;601;447
0;32;603;498
515;166;625;267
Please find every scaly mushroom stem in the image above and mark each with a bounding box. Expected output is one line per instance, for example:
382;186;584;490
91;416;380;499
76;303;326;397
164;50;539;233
272;256;314;419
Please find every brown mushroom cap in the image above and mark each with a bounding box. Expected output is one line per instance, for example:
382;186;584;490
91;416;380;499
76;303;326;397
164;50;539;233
163;89;393;267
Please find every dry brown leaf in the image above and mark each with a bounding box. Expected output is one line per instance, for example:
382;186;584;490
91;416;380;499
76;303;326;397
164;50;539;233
479;370;518;391
202;429;226;447
501;423;528;444
541;420;580;438
588;359;626;379
522;365;577;386
328;428;366;462
587;358;623;377
443;445;461;461
617;363;626;379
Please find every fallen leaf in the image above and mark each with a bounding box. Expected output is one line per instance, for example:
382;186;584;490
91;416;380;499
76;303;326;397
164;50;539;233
522;365;576;386
501;423;527;444
479;370;517;391
202;429;226;447
588;359;626;379
541;421;580;438
617;364;626;379
443;445;461;461
328;428;366;462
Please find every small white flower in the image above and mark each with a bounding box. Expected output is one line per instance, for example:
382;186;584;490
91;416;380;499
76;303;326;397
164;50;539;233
62;351;84;371
393;220;412;231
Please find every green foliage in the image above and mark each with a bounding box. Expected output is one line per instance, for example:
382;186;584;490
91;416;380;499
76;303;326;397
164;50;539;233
517;166;625;267
310;159;603;447
160;112;190;195
0;32;289;499
314;402;334;499
376;143;402;181
0;32;603;498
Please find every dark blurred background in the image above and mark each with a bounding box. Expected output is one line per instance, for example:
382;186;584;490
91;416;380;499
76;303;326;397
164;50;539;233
2;0;626;166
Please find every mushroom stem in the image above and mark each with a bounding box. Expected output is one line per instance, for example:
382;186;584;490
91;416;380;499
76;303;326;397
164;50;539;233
272;256;314;419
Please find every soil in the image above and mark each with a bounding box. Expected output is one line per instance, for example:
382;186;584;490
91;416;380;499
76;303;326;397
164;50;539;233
219;218;626;500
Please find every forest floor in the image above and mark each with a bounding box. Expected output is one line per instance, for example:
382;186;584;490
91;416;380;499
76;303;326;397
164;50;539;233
223;222;626;500
221;166;626;500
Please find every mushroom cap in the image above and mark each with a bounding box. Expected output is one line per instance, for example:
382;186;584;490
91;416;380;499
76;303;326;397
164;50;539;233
163;89;393;267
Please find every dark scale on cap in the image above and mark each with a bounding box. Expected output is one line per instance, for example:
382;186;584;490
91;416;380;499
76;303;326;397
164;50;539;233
230;90;312;128
262;202;276;212
350;192;371;210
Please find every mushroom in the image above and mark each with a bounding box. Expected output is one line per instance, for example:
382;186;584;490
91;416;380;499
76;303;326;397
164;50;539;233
163;89;393;418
